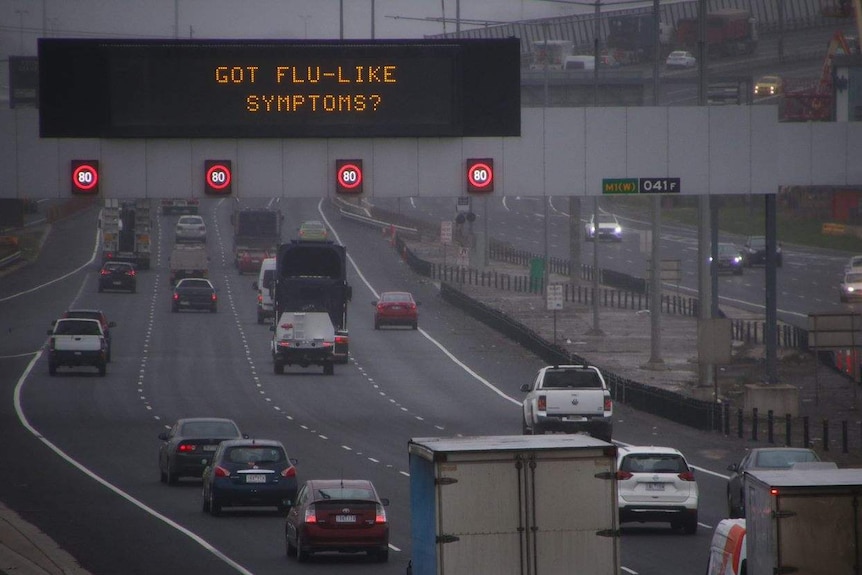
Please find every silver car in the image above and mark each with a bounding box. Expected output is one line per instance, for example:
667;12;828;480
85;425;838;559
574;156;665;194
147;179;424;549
841;271;862;302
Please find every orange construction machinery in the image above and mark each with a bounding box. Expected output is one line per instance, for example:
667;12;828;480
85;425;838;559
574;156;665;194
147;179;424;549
781;30;858;121
782;0;861;121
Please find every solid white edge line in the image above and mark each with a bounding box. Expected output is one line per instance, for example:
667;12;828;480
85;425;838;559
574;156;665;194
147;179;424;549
319;200;519;406
14;355;254;575
9;206;254;574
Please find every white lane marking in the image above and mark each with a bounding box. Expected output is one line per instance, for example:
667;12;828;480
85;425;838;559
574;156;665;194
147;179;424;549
0;226;100;303
13;353;254;575
320;201;520;407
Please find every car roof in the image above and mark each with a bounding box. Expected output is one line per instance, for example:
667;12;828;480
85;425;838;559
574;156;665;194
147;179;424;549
175;417;238;425
307;478;376;490
618;445;685;458
218;438;283;448
65;308;106;315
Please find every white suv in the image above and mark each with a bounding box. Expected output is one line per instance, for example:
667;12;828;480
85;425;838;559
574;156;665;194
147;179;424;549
175;215;207;243
616;445;699;534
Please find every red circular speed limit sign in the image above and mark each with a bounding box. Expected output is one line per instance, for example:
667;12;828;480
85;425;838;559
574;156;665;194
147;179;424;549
466;158;494;193
205;160;232;195
71;160;100;195
336;159;363;194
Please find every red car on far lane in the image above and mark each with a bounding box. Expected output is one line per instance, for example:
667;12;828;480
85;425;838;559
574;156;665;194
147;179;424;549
373;291;419;330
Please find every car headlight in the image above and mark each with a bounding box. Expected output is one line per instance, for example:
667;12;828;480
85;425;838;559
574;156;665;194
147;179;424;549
588;225;595;233
733;256;742;264
614;226;622;234
848;286;856;293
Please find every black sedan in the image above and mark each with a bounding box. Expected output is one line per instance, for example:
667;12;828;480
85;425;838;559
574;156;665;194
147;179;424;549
171;278;217;313
98;261;137;293
726;447;821;517
201;438;298;516
742;235;783;267
158;417;246;485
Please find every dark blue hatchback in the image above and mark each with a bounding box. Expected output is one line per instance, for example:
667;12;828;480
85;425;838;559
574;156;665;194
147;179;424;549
201;438;298;516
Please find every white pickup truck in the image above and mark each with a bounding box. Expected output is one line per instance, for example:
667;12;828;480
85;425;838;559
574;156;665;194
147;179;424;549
520;364;613;442
46;318;108;376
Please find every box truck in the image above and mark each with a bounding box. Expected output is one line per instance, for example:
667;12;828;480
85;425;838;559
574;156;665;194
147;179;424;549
408;435;620;575
744;467;862;575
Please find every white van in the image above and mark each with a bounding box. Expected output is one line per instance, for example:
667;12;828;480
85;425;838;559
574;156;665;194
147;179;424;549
706;519;746;575
563;55;595;71
253;257;277;324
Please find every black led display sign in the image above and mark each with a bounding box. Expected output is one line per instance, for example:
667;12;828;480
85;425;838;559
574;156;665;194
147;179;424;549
38;38;521;139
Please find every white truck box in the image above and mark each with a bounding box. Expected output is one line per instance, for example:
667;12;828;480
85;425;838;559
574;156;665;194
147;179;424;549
408;435;620;575
271;311;336;375
744;468;862;575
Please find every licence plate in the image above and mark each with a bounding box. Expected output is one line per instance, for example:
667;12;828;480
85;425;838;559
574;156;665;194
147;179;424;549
645;483;665;491
390;305;402;310
113;281;123;285
336;514;356;523
203;445;217;451
245;474;267;483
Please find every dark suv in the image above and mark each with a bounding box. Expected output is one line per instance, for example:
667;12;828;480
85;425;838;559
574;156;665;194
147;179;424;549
98;261;137;293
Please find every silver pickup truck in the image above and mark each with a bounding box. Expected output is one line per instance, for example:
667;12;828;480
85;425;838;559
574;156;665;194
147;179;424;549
270;311;336;375
47;318;108;376
520;364;613;442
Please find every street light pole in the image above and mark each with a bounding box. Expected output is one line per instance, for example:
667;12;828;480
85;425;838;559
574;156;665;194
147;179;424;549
15;9;28;53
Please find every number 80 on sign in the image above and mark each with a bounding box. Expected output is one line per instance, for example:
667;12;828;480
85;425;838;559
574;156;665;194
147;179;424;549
204;160;232;195
466;158;494;193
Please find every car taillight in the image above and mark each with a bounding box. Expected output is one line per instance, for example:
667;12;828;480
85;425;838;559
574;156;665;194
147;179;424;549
304;504;317;524
281;465;296;478
604;397;613;412
105;253;114;259
335;335;347;344
127;270;136;277
177;443;196;453
213;466;230;478
616;471;633;480
173;293;179;301
678;471;696;482
100;269;110;276
537;395;547;412
211;293;217;302
375;504;387;524
257;294;263;304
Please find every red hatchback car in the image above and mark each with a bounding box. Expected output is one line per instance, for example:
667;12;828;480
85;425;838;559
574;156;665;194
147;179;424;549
284;479;390;563
373;291;419;330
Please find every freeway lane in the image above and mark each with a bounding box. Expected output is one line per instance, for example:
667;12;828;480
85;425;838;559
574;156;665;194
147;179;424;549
374;195;859;326
1;197;758;575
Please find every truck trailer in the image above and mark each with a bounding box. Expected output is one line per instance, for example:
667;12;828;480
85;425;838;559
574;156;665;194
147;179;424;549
274;240;351;364
675;9;757;57
408;435;620;575
232;207;282;271
100;199;151;269
744;467;862;575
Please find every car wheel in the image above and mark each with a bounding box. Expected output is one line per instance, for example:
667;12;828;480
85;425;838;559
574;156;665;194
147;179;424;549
286;531;297;558
274;362;284;375
522;419;532;435
374;320;380;330
412;321;418;330
98;284;104;293
202;487;210;512
159;465;167;484
373;547;389;563
167;466;178;486
98;362;106;377
131;286;137;294
48;363;57;376
172;305;178;313
323;363;334;376
211;305;217;313
297;533;310;563
209;491;222;516
257;312;264;325
727;490;740;518
682;512;698;535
